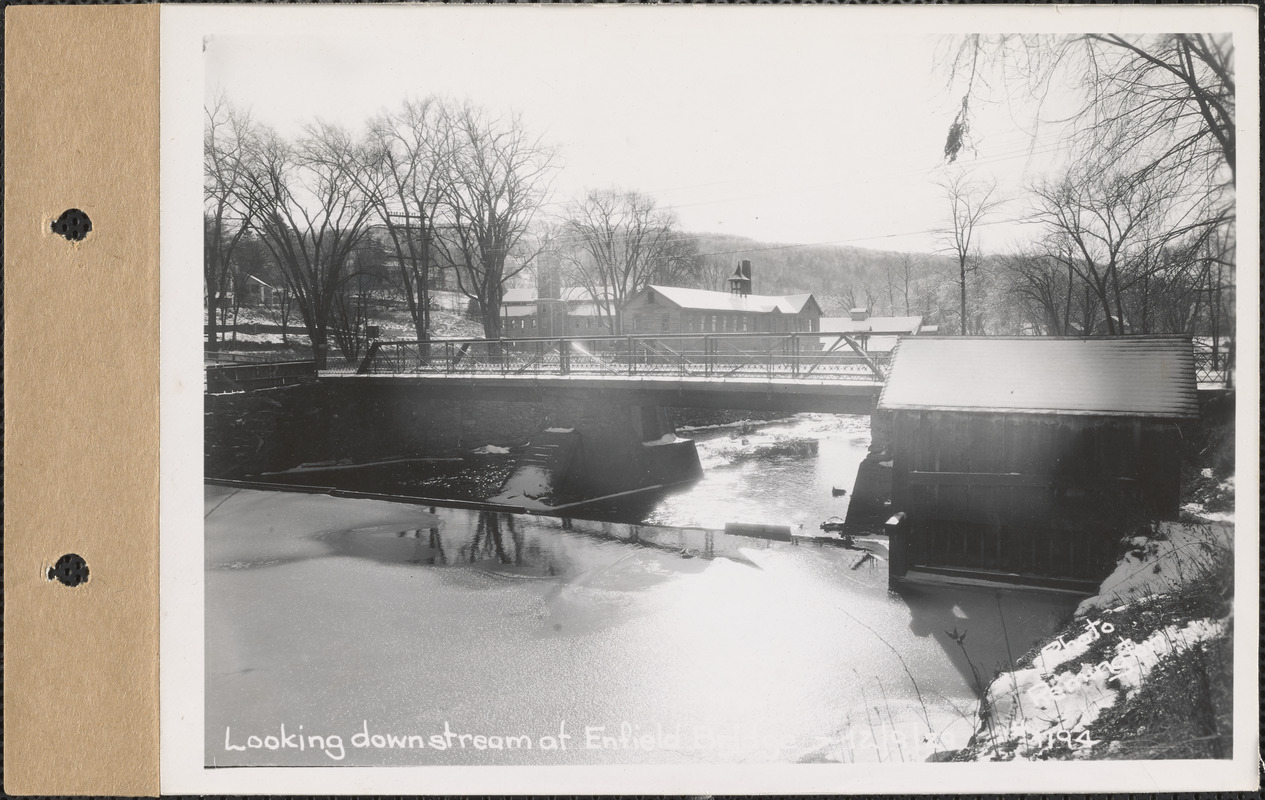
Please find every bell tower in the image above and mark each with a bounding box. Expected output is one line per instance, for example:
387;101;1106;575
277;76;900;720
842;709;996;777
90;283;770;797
727;259;752;296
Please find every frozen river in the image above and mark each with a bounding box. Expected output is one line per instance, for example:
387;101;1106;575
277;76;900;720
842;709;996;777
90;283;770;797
205;484;1077;767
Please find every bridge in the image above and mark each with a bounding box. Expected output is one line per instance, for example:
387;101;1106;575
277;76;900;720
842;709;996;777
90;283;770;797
323;332;890;414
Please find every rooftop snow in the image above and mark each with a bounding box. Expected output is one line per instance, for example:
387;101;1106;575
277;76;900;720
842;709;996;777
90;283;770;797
820;315;922;335
646;285;815;314
878;336;1199;418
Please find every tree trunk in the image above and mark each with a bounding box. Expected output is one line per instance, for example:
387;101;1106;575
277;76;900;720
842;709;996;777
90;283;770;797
206;297;220;351
309;331;328;370
959;257;969;335
482;293;502;339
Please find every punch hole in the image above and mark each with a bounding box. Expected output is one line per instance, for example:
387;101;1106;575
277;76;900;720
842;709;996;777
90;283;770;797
51;208;92;241
47;553;89;587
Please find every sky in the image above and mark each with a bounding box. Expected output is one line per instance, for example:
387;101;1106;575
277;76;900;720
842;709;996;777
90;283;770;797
204;7;1087;256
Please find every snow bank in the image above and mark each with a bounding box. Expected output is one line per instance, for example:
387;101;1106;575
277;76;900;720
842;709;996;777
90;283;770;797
976;617;1228;759
544;427;574;434
471;445;510;455
1076;521;1232;616
490;465;553;505
644;433;684;446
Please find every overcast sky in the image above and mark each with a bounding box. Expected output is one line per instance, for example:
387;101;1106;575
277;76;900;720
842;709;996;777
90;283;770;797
205;7;1086;255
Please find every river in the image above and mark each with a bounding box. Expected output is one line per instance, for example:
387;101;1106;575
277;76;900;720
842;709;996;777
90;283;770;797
208;413;1080;767
255;412;875;534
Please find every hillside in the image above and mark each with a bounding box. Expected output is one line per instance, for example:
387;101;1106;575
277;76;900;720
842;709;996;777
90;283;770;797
685;232;957;320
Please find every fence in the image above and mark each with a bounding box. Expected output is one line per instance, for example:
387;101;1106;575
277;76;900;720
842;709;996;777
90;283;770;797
1192;337;1234;388
345;333;888;382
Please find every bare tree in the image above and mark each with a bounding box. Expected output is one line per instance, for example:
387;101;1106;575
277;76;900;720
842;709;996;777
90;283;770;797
997;249;1077;335
360;98;451;341
559;189;699;332
691;254;736;293
938;171;1001;335
941;34;1234;186
330;238;392;364
896;253;923;316
437;103;556;339
1031;163;1224;335
239;122;378;368
204;95;256;351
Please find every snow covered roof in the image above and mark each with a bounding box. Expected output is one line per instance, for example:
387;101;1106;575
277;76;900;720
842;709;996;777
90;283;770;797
878;336;1199;418
642;285;818;315
502;287;536;304
820;315;922;335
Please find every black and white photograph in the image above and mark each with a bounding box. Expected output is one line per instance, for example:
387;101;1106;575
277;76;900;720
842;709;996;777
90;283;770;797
163;4;1257;793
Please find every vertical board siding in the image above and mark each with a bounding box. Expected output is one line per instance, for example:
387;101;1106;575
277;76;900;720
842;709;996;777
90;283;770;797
892;408;1184;582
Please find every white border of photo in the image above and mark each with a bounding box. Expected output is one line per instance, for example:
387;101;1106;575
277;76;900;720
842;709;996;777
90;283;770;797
162;4;1259;793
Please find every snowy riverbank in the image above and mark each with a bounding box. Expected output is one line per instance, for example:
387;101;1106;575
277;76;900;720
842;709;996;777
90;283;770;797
954;513;1235;761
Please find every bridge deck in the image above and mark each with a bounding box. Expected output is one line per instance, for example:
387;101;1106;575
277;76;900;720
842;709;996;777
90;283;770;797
320;371;885;414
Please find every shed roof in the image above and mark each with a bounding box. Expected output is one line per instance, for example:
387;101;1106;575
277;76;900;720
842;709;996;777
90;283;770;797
643;285;817;315
820;315;922;335
878;336;1199;418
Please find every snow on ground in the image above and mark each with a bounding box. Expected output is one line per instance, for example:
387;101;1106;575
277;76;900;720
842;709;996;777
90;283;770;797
957;515;1235;761
471;445;511;455
1076;520;1233;616
975;616;1228;760
644;433;684;446
489;465;552;505
205;487;1077;767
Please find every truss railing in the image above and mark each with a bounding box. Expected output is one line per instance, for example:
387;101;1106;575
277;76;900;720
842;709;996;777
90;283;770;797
1192;337;1234;388
342;333;889;382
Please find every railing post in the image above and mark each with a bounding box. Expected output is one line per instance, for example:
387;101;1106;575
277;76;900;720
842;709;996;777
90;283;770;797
627;336;635;375
704;335;712;377
560;339;570;375
445;341;454;374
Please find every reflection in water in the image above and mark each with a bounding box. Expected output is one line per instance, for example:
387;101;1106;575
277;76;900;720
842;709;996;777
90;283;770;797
206;478;1080;768
318;509;762;582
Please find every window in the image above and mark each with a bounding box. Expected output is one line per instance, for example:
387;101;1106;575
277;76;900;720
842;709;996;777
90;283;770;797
661;315;670;332
686;314;695;333
647;291;655;304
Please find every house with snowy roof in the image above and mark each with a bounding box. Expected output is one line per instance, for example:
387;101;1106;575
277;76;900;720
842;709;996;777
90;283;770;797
500;286;618;337
622;262;821;339
818;308;923;353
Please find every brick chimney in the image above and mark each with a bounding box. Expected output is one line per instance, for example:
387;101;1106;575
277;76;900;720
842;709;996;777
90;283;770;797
849;307;869;321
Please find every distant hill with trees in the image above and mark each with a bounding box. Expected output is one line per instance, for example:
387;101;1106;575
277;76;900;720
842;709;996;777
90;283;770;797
683;232;961;324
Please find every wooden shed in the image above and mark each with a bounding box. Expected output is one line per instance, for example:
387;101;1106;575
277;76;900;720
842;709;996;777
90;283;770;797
880;336;1199;591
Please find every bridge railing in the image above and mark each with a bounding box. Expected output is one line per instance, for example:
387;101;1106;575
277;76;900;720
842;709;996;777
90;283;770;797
343;333;888;382
1192;336;1234;388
